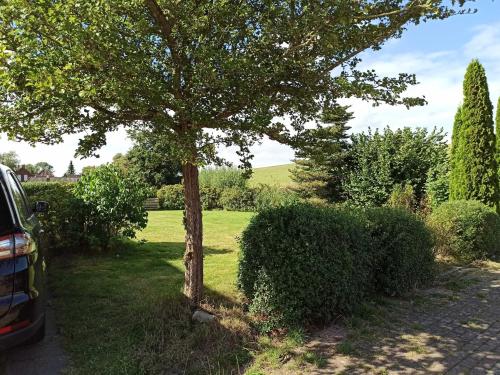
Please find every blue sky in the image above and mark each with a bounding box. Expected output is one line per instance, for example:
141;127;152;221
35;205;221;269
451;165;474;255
2;1;500;175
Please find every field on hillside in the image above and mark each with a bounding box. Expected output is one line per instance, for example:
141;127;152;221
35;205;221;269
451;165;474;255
50;211;254;374
249;163;294;187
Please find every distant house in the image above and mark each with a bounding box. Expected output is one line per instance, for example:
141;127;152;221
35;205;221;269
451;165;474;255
15;165;34;182
15;166;81;183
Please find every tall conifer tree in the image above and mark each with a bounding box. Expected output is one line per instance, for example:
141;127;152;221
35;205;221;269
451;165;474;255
291;106;352;203
455;60;499;211
496;97;500;171
449;106;465;199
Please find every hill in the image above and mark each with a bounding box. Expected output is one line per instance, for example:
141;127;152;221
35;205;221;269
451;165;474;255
249;164;294;187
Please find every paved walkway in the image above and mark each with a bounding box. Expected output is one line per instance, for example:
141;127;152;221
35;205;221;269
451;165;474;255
300;265;500;374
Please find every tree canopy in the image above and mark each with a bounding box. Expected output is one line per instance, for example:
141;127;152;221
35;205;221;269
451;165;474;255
0;151;20;170
126;130;182;188
0;1;470;160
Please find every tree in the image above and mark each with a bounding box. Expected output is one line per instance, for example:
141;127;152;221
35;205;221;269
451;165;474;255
449;106;466;200
345;127;448;207
496;97;500;174
0;1;471;307
291;105;352;203
25;161;55;175
451;60;499;211
65;161;76;176
0;151;20;170
35;162;55;175
126;130;182;188
111;153;130;174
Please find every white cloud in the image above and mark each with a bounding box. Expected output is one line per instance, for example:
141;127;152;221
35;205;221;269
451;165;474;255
464;22;500;61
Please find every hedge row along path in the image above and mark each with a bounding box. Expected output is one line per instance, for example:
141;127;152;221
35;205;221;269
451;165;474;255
278;263;500;374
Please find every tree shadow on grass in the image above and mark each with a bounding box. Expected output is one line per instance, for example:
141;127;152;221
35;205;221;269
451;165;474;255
49;240;254;375
122;241;233;260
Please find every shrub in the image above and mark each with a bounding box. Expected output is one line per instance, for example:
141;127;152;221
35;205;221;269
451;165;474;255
425;156;450;209
253;184;300;211
427;200;500;262
199;167;247;190
157;184;184;210
361;207;435;295
23;182;86;251
238;205;371;330
220;187;256;211
74;165;149;249
386;184;416;212
200;186;223;210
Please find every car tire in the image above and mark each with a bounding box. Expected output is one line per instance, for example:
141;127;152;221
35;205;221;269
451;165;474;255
26;315;46;345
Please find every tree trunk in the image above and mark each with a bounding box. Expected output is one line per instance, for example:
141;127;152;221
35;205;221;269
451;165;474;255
182;161;203;308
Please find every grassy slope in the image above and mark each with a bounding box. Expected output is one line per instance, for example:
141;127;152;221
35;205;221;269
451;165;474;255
249;164;294;187
51;210;254;375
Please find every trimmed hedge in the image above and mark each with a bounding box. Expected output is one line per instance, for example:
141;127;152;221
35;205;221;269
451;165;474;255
427;200;500;262
156;184;225;210
220;187;256;211
157;185;184;210
238;205;435;330
362;207;435;295
254;184;300;211
157;183;299;212
238;205;372;330
23;182;85;251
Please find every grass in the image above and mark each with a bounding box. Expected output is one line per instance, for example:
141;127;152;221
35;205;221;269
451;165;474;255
249;164;294;187
50;210;254;375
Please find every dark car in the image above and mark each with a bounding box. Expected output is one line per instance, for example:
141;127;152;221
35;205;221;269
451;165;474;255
0;163;47;350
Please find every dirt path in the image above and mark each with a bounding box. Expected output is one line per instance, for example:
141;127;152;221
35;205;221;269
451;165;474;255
1;300;67;375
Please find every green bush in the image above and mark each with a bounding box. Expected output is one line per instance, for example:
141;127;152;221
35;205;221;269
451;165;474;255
238;205;371;330
386;184;416;212
427;200;500;262
425;157;450;209
361;207;435;295
220;187;256;211
253;185;300;211
23;181;86;251
157;184;184;210
74;165;149;249
157;182;300;212
200;186;223;210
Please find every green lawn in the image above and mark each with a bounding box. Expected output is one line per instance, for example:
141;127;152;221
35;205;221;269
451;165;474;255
50;210;254;375
249;164;294;187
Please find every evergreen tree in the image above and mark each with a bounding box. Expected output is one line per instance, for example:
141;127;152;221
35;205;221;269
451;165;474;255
496;97;500;172
449;106;466;200
453;60;499;211
290;106;352;203
65;161;76;177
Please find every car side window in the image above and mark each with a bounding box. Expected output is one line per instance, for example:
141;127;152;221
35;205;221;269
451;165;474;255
6;172;32;225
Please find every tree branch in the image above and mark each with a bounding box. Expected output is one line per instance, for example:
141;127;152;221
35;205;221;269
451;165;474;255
144;0;183;97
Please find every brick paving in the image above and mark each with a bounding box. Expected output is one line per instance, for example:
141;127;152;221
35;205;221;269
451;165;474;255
302;265;500;374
